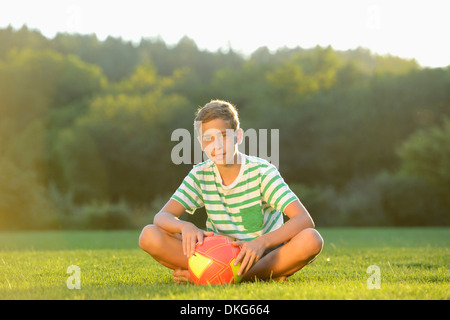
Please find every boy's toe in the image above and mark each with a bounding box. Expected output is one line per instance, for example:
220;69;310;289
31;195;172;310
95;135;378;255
172;269;192;284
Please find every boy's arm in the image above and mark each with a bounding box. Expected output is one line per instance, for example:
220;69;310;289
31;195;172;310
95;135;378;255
260;199;314;249
153;199;187;233
233;199;314;276
154;199;213;257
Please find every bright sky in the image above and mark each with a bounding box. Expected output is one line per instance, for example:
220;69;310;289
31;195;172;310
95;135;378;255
1;0;449;68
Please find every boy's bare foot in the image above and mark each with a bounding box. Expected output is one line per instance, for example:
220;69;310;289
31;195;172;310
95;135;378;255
173;269;193;284
273;276;287;282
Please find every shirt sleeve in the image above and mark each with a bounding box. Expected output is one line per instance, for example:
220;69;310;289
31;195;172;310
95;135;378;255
171;168;204;214
260;164;299;213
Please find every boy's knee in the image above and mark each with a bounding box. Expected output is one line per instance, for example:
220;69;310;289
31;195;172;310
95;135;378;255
308;228;324;256
297;228;324;258
139;224;163;252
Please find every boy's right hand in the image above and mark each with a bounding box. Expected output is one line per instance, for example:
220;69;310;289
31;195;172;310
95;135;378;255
180;222;214;258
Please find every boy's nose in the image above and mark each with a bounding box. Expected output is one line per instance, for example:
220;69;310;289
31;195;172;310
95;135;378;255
214;138;223;149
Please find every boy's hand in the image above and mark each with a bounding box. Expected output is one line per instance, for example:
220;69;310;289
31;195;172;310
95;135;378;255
180;222;214;258
232;237;267;276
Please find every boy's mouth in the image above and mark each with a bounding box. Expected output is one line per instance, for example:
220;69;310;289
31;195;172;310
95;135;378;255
211;152;227;161
213;153;225;158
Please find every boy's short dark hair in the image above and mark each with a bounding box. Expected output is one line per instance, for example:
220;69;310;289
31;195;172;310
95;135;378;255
194;100;240;134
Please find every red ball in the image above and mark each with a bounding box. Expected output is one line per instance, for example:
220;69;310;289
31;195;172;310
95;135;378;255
188;235;242;285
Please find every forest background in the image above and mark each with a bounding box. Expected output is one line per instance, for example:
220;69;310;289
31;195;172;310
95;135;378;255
1;25;449;230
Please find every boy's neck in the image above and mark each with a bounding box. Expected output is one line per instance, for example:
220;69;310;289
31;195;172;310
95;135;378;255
214;152;242;185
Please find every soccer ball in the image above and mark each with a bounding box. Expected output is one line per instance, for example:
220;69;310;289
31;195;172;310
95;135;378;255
188;235;242;285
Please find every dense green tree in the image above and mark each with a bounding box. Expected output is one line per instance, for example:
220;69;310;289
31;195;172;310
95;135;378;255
0;25;49;59
398;118;450;192
52;65;194;203
0;46;108;229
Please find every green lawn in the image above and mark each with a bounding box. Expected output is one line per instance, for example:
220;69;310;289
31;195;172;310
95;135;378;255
0;228;448;300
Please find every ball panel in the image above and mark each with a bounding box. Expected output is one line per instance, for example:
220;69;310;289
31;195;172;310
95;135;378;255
188;235;242;285
230;258;243;284
188;253;213;280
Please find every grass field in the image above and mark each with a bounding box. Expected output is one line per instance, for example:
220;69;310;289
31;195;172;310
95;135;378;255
0;228;448;300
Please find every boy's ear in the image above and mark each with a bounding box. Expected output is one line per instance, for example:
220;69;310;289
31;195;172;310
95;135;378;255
197;136;204;151
235;128;243;145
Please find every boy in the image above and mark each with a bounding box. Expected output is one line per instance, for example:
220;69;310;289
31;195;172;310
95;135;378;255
139;100;323;283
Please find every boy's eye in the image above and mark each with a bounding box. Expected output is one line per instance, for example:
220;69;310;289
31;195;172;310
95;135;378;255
201;131;234;142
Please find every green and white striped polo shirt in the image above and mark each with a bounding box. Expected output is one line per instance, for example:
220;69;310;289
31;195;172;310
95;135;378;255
171;152;299;241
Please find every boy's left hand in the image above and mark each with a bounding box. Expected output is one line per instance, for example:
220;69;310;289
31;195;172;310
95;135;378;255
232;237;266;276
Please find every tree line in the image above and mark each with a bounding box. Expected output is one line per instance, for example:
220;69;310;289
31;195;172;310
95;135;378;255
0;25;449;230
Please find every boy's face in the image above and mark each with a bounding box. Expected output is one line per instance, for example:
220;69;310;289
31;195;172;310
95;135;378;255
198;118;241;165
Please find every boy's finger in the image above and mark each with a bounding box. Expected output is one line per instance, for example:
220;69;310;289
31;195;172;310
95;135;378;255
234;246;245;265
190;236;197;255
186;235;193;257
185;237;191;257
238;252;250;276
244;255;256;274
183;237;188;257
197;231;204;245
181;234;186;255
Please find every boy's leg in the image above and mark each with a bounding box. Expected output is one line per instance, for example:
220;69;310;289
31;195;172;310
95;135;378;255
139;224;188;270
242;228;323;282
